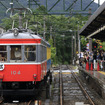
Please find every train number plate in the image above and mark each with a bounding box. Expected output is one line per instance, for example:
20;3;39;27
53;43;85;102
11;71;21;75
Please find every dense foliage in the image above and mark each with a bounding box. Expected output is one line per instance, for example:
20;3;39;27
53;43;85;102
0;6;88;65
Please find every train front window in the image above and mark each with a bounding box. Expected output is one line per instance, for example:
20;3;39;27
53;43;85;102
24;45;36;62
10;45;22;62
0;46;7;62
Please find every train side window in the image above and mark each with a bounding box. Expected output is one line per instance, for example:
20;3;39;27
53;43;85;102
41;45;47;62
41;45;43;62
10;45;21;62
24;45;36;62
0;46;7;62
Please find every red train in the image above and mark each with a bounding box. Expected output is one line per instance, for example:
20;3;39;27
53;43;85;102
0;28;51;96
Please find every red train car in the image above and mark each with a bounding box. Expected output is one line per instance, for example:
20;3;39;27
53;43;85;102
0;29;51;96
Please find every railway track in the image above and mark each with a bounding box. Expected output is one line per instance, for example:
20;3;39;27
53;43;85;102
67;65;95;105
52;65;105;105
59;65;94;105
1;65;105;105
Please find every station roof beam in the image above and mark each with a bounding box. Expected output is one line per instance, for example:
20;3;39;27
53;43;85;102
79;2;105;41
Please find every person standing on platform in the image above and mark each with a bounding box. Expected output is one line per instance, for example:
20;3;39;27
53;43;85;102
79;52;83;66
93;50;97;70
96;52;101;70
100;51;104;70
83;53;87;69
89;52;93;70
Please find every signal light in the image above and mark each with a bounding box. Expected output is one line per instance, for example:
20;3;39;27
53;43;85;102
94;46;96;48
33;74;37;79
92;42;98;49
100;46;102;48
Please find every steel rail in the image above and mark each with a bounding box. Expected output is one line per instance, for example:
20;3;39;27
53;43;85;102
66;65;95;105
71;71;95;105
59;65;63;105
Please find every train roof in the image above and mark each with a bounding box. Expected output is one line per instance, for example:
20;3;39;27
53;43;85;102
46;41;51;47
0;30;51;47
41;37;51;47
0;32;41;39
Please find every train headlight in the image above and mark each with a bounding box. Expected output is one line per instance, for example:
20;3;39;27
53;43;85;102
13;28;19;36
0;63;4;71
33;74;37;79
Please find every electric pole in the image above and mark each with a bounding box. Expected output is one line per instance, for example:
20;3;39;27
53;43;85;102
43;15;46;40
50;26;52;39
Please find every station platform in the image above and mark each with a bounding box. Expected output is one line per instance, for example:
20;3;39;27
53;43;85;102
79;66;105;99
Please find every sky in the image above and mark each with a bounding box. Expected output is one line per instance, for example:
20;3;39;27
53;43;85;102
94;0;105;5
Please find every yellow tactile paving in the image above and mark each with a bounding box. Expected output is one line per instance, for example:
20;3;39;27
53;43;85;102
98;71;105;75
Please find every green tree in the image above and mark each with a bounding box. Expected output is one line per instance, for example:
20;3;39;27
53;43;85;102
48;39;57;65
0;6;88;65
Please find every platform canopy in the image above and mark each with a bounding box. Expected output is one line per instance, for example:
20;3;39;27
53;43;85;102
79;2;105;41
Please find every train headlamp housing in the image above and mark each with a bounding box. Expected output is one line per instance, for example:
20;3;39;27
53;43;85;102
13;28;19;36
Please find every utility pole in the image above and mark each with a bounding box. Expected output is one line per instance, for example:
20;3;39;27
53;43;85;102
50;26;52;39
10;0;13;9
74;30;76;64
19;11;23;29
77;25;80;54
43;15;46;40
72;33;74;65
54;35;56;47
88;8;92;52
